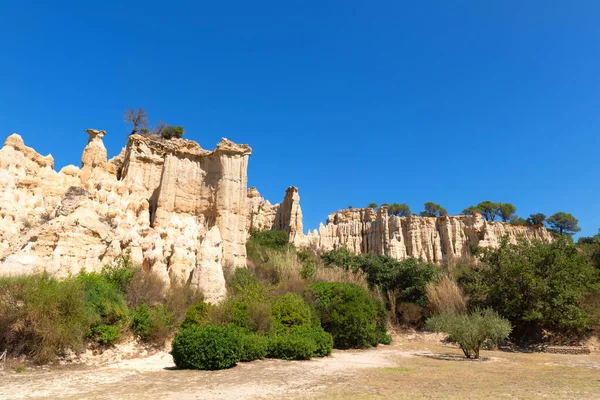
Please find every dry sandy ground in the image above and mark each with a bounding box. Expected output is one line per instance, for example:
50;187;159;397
2;333;600;400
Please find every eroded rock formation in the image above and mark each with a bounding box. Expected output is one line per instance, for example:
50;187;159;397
247;186;552;263
295;206;554;263
1;128;554;300
246;186;304;244
0;131;251;303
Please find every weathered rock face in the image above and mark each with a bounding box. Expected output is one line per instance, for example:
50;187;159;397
296;206;554;263
246;186;304;244
0;131;251;303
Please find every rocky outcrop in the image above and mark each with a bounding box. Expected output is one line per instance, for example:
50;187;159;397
297;206;554;263
0;131;251;303
246;186;304;244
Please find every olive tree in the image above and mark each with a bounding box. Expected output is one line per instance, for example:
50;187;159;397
426;309;512;359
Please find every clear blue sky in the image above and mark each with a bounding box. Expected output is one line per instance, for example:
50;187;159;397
1;1;599;236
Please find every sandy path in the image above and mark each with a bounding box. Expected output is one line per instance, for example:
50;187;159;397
1;346;402;400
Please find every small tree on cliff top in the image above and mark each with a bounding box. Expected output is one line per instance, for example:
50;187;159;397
124;108;149;136
419;202;447;218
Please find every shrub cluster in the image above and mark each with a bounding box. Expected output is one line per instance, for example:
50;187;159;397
0;258;203;363
306;282;389;348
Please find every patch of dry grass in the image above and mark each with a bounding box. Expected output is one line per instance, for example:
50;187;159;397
310;341;600;400
426;275;467;314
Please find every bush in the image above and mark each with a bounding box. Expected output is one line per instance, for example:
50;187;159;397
271;293;317;330
461;237;599;342
161;125;185;140
101;257;137;293
306;282;388;349
180;301;210;329
297;325;333;357
267;330;317;360
321;249;442;310
132;303;176;345
238;332;268;362
0;275;88;363
426;309;512;359
171;325;241;370
90;324;121;345
77;271;128;328
248;229;290;250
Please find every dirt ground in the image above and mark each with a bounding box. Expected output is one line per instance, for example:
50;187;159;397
2;332;600;400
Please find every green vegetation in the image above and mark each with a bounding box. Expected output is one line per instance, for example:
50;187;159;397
526;213;546;226
461;201;516;222
547;212;581;235
321;247;442;310
0;257;203;363
171;325;241;370
426;309;512;359
306;281;388;348
387;202;411;217
461;237;599;342
160;125;185;139
419;202;447;217
0;275;88;364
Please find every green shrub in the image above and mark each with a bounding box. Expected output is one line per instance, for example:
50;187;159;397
171;325;241;370
306;282;388;349
90;324;121;345
132;303;176;345
271;293;317;330
297;250;318;279
320;249;442;314
228;268;264;298
238;332;268;362
161;125;185;139
77;271;128;327
426;309;512;359
101;256;137;293
248;229;290;250
292;325;333;357
461;237;599;342
180;301;210;329
267;330;317;360
0;275;88;363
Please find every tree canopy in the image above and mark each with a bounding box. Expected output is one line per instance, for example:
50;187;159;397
526;213;546;226
547;212;581;235
461;237;598;342
387;203;411;217
419;202;447;218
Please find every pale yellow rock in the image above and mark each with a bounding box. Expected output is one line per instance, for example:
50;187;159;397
0;131;252;301
191;226;227;303
298;206;554;263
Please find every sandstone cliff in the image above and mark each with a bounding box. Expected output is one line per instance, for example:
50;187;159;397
247;187;553;263
246;186;303;244
296;206;554;263
0;131;251;302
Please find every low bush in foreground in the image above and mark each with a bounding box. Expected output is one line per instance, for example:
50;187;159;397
306;281;389;349
238;332;269;361
171;325;241;370
426;309;512;359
